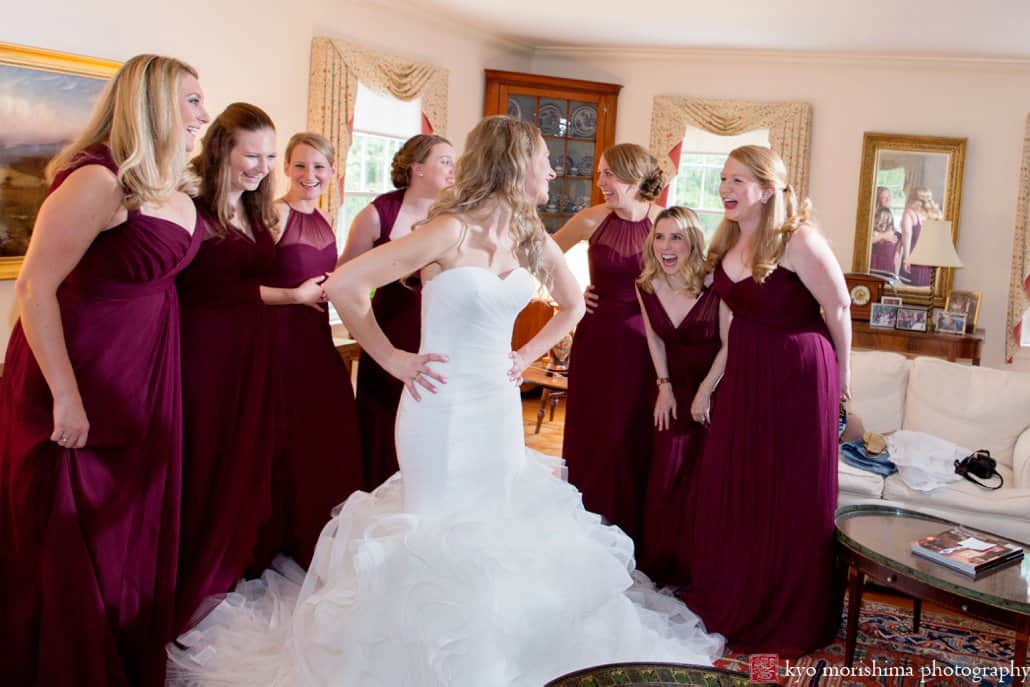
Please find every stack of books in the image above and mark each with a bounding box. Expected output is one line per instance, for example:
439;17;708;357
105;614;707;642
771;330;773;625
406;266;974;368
911;526;1024;578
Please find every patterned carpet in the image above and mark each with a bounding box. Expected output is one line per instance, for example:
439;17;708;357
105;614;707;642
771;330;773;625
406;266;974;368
715;598;1022;686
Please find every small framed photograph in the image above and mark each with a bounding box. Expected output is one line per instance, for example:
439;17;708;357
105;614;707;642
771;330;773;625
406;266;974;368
933;309;966;335
880;296;903;305
895;306;929;332
870;303;899;328
944;290;982;332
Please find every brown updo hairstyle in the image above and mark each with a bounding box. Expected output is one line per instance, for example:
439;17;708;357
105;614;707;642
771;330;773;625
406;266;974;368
602;143;666;201
637;206;707;297
285;131;336;167
390;134;451;189
705;145;813;284
192;102;279;238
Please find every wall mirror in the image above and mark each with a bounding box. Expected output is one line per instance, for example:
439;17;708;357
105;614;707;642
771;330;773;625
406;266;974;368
851;132;966;306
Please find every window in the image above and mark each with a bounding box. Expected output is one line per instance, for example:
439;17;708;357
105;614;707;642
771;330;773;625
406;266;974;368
874;166;906;231
336;82;422;252
666;127;771;245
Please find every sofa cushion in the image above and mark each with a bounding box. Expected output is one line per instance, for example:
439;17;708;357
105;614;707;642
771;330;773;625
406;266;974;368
903;358;1030;470
881;466;1030;543
837;456;885;498
849;351;909;434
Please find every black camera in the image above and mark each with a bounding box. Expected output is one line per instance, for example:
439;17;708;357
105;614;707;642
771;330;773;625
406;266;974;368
954;449;1003;489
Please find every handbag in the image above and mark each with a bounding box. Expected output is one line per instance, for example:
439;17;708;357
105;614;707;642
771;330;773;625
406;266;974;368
954;449;1004;490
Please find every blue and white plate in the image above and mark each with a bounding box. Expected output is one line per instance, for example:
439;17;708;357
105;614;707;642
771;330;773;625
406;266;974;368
570;104;597;138
538;103;564;136
507;98;522;120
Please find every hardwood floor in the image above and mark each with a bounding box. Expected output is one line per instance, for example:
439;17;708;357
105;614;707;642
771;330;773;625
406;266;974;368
521;389;565;456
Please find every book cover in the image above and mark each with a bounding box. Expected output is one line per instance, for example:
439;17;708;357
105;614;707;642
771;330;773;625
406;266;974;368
911;526;1024;577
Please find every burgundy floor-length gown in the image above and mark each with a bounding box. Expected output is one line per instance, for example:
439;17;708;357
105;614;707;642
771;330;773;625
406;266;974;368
900;214;931;286
175;207;280;632
0;145;201;686
686;264;842;657
355;189;422;490
636;285;720;588
563;212;655;541
261;206;363;566
869;233;899;276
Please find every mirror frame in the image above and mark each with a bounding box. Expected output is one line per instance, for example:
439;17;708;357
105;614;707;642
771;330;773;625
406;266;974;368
851;132;967;307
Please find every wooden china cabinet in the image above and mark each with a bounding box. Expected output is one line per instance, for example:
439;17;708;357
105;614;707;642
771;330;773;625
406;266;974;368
484;69;621;234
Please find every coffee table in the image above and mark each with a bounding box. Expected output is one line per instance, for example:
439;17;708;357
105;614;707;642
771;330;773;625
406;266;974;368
836;505;1029;685
545;662;748;687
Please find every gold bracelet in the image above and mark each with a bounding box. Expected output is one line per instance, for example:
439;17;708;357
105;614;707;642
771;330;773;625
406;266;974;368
656;377;671;387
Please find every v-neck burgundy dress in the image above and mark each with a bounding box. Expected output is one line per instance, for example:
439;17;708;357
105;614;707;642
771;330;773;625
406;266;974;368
354;189;422;490
685;264;842;657
0;145;201;686
636;285;720;587
261;206;363;567
562;211;655;541
175;206;281;632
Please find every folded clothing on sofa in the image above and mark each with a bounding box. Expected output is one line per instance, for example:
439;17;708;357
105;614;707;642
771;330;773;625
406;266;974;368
841;439;898;476
886;430;970;492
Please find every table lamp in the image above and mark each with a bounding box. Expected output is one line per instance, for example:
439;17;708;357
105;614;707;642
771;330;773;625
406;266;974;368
908;219;963;307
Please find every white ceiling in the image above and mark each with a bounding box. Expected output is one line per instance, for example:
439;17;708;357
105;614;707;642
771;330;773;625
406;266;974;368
404;0;1030;58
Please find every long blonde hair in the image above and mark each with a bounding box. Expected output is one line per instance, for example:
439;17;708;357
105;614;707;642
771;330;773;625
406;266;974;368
426;116;548;281
705;145;812;283
637;206;706;296
46;54;197;209
192;103;279;238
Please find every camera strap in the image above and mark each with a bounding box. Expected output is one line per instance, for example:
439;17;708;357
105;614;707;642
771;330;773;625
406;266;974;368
958;471;1004;490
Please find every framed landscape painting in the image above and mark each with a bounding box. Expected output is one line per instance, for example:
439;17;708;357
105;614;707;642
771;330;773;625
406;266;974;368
0;42;119;279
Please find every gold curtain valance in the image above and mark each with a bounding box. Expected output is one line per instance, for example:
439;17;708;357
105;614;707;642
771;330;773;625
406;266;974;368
648;96;813;199
307;37;449;215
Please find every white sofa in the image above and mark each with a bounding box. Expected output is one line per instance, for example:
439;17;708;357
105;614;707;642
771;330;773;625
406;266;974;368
839;350;1030;544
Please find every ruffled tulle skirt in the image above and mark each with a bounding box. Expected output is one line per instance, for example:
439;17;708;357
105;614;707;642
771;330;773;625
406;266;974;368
168;453;724;686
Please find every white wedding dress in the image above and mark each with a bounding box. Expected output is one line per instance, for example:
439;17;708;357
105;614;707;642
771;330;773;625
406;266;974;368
168;266;724;686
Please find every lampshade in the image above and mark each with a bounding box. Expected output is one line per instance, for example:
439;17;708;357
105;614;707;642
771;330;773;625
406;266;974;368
909;219;963;268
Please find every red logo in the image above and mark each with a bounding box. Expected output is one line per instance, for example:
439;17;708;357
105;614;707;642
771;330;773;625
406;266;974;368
749;654;779;683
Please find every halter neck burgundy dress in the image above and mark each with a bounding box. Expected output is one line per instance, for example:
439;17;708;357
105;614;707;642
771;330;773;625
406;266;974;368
562;210;655;541
355;188;422;490
262;205;363;566
686;264;842;657
175;205;281;632
0;145;201;686
636;285;720;587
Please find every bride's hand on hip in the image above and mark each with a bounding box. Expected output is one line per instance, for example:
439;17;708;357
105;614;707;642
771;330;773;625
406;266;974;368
388;350;448;401
507;350;529;385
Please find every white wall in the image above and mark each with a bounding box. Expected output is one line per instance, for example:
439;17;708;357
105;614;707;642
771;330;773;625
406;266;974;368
0;0;531;354
530;49;1030;370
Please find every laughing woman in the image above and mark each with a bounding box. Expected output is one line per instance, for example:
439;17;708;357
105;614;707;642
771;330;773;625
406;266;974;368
0;55;208;686
262;132;364;567
174;104;327;632
634;207;721;588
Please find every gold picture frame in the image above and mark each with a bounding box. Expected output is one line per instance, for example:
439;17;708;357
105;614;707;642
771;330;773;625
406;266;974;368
851;132;967;307
0;42;120;280
944;289;982;332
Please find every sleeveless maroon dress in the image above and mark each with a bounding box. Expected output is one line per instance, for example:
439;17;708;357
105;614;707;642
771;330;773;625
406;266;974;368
636;285;720;588
260;206;363;566
175;206;281;631
0;145;201;686
686;264;842;657
354;189;422;490
562;211;655;541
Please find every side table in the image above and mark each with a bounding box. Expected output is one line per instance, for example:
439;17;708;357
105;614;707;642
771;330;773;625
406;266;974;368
523;363;568;433
852;322;984;365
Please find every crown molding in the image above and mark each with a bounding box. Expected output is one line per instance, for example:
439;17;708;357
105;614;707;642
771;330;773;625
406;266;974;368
358;0;535;55
531;44;1030;70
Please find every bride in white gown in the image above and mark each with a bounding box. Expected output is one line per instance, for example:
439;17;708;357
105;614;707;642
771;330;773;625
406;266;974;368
168;116;724;686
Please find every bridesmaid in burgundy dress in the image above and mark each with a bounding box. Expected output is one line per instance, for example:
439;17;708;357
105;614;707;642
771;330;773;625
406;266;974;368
263;132;363;566
899;186;940;287
175;104;328;631
633;207;720;588
339;134;454;490
554;143;664;541
685;145;851;657
0;55;209;686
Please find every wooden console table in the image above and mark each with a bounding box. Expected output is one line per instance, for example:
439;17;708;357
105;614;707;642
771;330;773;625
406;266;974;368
852;321;984;365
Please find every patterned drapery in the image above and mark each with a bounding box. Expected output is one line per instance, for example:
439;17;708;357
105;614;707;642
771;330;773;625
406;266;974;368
1005;114;1030;363
307;37;449;216
648;96;813;200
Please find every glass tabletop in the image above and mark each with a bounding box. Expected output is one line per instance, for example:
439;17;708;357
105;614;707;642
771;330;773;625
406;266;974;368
835;504;1030;614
